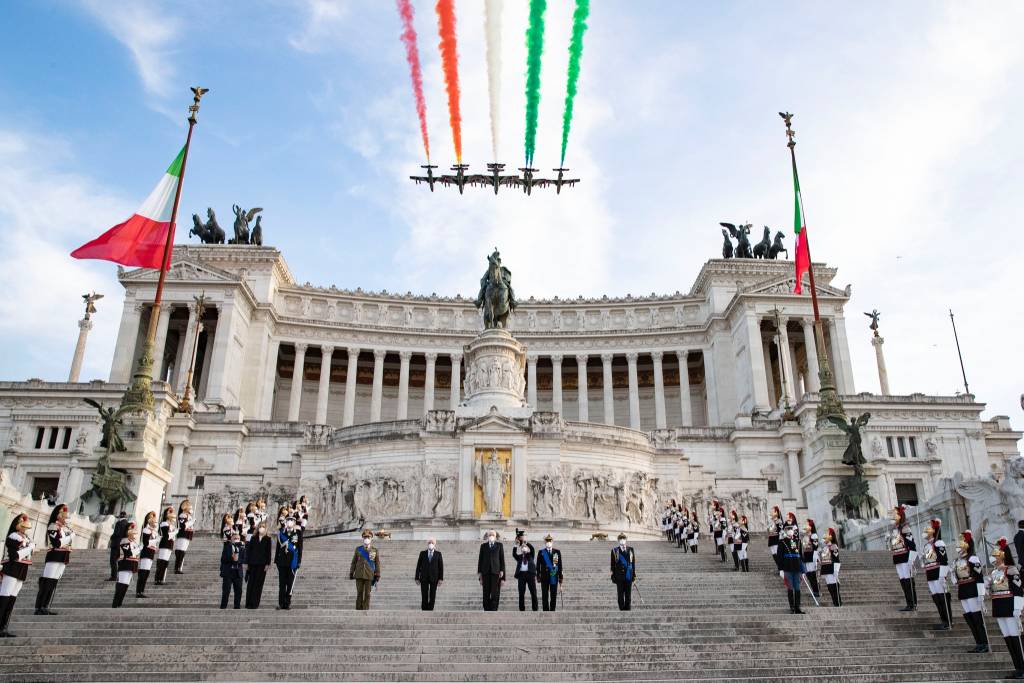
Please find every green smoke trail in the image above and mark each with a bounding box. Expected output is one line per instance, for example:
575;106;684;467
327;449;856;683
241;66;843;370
560;0;589;166
524;0;546;166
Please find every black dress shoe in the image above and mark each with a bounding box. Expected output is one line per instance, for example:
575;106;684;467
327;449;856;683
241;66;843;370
136;593;147;599
34;609;44;615
0;631;15;638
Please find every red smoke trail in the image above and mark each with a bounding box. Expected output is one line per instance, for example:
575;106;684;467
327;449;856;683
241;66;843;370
435;0;462;163
397;0;430;162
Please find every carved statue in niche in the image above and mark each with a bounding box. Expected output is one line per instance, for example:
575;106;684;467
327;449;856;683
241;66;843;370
475;450;510;515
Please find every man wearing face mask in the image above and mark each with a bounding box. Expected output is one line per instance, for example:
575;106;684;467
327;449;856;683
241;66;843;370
219;531;246;609
351;529;381;610
512;529;538;612
778;524;805;614
414;537;443;611
275;517;300;610
610;533;636;611
537;534;563;611
477;529;505;611
245;523;272;609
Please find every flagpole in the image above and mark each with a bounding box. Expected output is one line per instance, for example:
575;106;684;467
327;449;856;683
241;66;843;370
779;112;843;421
122;87;209;410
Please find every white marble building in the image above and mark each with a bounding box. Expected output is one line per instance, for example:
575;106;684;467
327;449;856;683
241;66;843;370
0;245;1018;538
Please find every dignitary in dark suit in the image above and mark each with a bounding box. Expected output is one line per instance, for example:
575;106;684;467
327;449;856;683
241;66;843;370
414;537;444;611
610;533;637;611
477;529;505;611
537;534;563;611
245;522;272;609
512;529;538;611
219;531;246;609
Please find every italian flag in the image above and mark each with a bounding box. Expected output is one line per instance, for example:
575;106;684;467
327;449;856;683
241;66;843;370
71;146;185;270
791;159;810;294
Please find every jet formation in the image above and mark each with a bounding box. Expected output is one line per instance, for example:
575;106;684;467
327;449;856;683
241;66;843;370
410;163;579;195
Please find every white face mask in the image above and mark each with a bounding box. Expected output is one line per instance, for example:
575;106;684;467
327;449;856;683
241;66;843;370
546;542;553;549
427;543;435;550
363;537;372;546
487;536;496;543
619;540;627;547
286;521;295;530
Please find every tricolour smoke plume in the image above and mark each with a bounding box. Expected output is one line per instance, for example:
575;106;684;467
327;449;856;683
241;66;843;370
523;0;546;166
396;0;430;161
560;0;589;166
435;0;463;163
484;0;503;161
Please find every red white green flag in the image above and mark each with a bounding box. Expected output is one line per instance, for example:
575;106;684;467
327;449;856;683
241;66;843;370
71;146;185;269
791;159;810;294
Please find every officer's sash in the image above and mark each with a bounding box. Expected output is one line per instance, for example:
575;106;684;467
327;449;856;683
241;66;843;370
358;545;376;574
615;548;634;582
539;549;558;585
279;530;299;570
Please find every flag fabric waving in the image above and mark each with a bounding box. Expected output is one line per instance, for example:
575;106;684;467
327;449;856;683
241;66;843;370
71;147;185;269
791;160;810;294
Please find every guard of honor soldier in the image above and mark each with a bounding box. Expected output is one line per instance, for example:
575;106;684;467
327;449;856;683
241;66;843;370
801;518;820;600
688;510;699;553
990;537;1024;678
154;505;176;585
173;499;195;575
137;510;158;598
611;533;636;611
890;504;919;611
818;527;842;607
0;513;34;637
768;506;783;569
112;521;140;608
35;503;73;615
923;518;952;630
351;528;380;610
711;499;727;562
954;530;988;653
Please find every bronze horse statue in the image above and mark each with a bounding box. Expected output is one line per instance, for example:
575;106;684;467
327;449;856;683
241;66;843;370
474;249;517;329
752;226;772;259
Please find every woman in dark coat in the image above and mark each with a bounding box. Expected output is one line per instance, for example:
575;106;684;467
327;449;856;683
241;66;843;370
245;521;273;608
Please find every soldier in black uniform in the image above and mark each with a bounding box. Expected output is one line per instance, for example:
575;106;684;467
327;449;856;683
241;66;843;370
35;503;73;615
173;499;195;574
801;518;820;600
728;510;741;571
688;510;700;553
818;527;842;607
154;505;176;585
767;506;783;570
537;534;562;611
778;523;805;614
610;533;636;611
112;522;140;608
922;518;951;630
0;512;34;637
137;511;158;598
711;499;727;562
990;538;1024;678
679;507;691;552
512;529;538;612
737;515;751;572
890;504;918;611
954;530;988;653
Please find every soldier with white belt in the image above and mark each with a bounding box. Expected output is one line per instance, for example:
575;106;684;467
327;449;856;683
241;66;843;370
35;503;73;615
0;512;34;638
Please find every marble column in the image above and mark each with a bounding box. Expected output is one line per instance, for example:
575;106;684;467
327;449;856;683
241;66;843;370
763;339;777;407
69;318;93;383
526;355;538;408
449;353;462;409
786;449;802;502
801;318;820;392
396;351;411;420
833;316;856;394
601;353;615;425
259;339;281;419
551;355;563;415
315;345;334;425
777;321;796;406
575;354;589;422
828;318;846;394
789;343;803;399
169;443;186;495
626;352;640;430
872;335;890;395
149;304;173;382
197;328;214;399
703;347;720;425
370;349;386;422
343;347;359;427
175;304;200;394
423;353;437;414
109;300;142;383
747;313;770;410
205;301;235;404
287;343;307;422
676;350;692;427
651;351;666;429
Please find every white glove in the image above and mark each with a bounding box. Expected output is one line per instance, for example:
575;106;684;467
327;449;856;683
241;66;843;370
779;570;785;579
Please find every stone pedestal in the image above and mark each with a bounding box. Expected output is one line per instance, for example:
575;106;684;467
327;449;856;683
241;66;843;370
455;329;531;419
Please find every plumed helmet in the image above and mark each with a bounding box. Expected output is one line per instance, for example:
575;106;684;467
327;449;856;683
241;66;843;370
998;537;1016;566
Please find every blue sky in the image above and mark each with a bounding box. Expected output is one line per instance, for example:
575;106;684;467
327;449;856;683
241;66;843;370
0;1;1021;426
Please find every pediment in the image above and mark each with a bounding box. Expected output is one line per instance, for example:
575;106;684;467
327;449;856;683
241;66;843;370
120;258;240;284
459;411;529;434
744;276;849;299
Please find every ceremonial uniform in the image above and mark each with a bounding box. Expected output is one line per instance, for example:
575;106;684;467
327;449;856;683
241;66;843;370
818;527;842;607
35;504;73;615
537;536;562;611
711;501;727;562
801;519;820;599
954;531;988;653
777;529;805;614
688;512;699;553
173;502;194;574
729;511;741;571
0;514;34;637
990;539;1024;678
890;505;918;611
154;507;176;585
922;518;951;629
611;535;636;611
137;517;159;598
661;506;673;541
737;515;750;572
350;530;380;610
275;523;300;610
112;525;140;608
767;507;783;570
512;533;538;612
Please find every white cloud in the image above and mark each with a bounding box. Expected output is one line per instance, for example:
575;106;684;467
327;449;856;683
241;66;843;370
79;0;181;98
287;0;356;53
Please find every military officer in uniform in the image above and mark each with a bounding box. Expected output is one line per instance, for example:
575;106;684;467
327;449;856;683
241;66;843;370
954;530;988;653
778;523;805;614
611;533;636;611
890;504;918;611
274;516;300;610
922;518;952;630
537;534;563;611
989;538;1024;678
350;529;381;611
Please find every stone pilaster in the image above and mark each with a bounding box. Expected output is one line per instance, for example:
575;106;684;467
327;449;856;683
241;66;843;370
576;354;589;422
526;355;538;408
315;345;334;425
449;353;462;409
652;351;666;429
626;352;640;430
778;320;796;406
343;347;360;427
259;339;280;419
601;353;614;425
423;353;437;415
551;355;563;415
370;349;386;422
676;350;691;427
396;351;411;420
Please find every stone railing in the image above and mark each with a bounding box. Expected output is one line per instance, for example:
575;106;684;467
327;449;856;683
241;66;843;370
327;420;423;447
243;420;307;437
563;421;652;449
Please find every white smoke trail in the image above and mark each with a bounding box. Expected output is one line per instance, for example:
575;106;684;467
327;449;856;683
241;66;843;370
484;0;503;161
